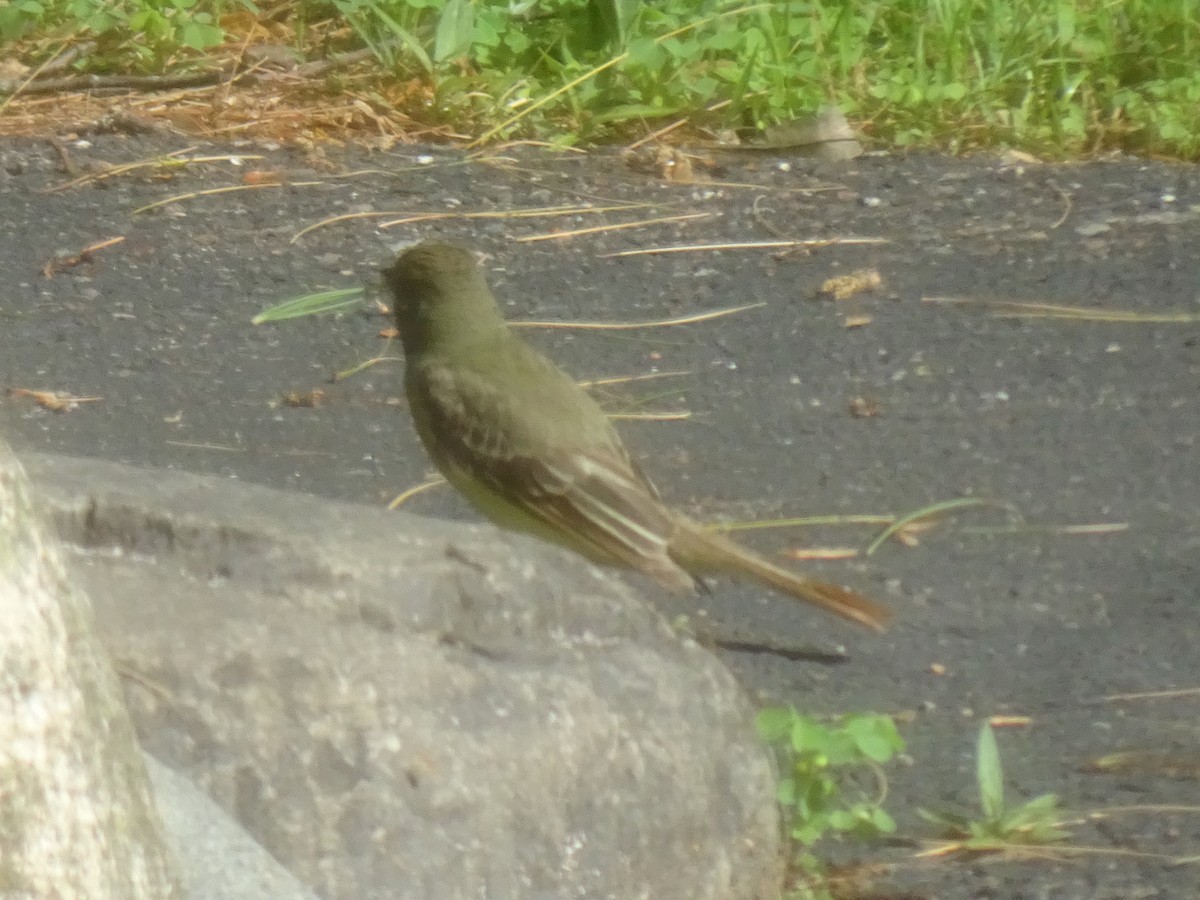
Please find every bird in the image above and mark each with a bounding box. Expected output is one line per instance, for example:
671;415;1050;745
383;241;890;632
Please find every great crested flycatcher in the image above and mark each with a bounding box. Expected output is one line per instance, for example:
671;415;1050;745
384;241;889;632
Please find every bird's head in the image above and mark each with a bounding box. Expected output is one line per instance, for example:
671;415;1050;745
384;241;478;297
383;241;501;352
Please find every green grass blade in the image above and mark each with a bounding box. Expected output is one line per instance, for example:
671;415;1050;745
977;722;1005;824
252;288;365;324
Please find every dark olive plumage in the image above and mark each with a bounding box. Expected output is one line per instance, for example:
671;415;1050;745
385;241;889;631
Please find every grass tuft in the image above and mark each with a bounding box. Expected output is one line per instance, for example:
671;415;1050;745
3;0;1198;157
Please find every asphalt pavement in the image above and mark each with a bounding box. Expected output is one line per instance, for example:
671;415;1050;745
2;134;1198;898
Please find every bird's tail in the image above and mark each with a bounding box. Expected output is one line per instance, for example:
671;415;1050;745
669;518;890;632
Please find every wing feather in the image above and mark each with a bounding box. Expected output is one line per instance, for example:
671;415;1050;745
411;357;679;573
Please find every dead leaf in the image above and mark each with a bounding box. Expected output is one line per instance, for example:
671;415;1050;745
820;268;882;300
892;519;938;547
243;170;283;185
277;389;326;408
988;716;1032;728
622;144;716;184
42;236;125;277
848;396;883;418
7;388;102;411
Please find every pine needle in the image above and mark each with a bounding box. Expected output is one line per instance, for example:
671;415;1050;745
603;238;889;257
388;477;446;509
514;302;765;330
923;296;1200;323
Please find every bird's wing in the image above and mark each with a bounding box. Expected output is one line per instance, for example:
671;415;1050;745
414;357;680;573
